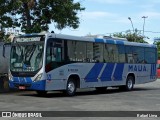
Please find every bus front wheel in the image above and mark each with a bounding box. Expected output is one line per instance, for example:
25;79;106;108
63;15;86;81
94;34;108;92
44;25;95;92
126;76;134;90
119;76;134;91
65;79;76;96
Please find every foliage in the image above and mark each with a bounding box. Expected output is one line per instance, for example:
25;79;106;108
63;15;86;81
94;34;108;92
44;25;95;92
113;29;148;43
153;40;160;59
0;0;85;33
0;31;11;43
0;31;4;40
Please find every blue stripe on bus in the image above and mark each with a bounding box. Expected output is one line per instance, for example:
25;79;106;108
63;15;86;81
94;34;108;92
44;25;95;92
85;63;104;82
19;77;25;84
95;38;104;43
13;77;32;83
154;64;156;76
25;77;32;83
151;64;156;76
13;77;19;82
151;64;154;76
113;63;124;81
152;64;153;75
155;64;156;76
150;64;156;79
150;64;153;79
116;41;124;45
30;80;46;90
100;63;115;81
105;40;115;44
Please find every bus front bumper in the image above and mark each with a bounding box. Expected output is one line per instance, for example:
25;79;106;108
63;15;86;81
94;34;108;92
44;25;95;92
9;77;46;91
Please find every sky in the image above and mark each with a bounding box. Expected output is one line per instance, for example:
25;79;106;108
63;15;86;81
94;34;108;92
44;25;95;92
49;0;160;44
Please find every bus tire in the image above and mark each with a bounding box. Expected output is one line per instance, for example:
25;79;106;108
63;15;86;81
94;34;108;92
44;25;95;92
119;76;134;91
65;79;76;96
126;76;134;90
36;90;47;96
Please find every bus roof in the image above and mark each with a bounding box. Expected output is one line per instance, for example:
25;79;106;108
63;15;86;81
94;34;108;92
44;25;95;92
54;33;156;48
16;33;156;48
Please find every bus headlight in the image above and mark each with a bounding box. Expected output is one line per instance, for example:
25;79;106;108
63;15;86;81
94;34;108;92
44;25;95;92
34;73;43;82
8;72;13;81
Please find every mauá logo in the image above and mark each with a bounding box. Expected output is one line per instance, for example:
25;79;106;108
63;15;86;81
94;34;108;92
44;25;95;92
128;65;147;72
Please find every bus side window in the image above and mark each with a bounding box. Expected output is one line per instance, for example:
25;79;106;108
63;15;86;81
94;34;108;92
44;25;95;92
107;44;118;63
125;46;134;63
45;39;62;72
46;47;62;63
145;48;156;64
118;45;125;63
86;42;93;62
56;48;62;62
93;43;103;62
133;47;145;63
103;44;110;62
67;41;76;61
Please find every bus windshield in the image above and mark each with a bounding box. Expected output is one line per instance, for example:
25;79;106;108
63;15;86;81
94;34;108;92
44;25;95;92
10;42;44;72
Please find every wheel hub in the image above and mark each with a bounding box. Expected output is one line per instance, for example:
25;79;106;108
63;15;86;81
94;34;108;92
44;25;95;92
127;79;133;89
68;82;75;93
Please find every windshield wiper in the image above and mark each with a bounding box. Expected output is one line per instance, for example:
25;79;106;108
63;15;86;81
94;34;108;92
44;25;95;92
24;43;36;65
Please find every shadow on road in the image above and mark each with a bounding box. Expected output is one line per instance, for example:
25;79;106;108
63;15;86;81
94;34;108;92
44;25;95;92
16;87;160;98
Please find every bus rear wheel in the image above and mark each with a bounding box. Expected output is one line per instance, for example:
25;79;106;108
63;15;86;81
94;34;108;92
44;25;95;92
65;79;76;96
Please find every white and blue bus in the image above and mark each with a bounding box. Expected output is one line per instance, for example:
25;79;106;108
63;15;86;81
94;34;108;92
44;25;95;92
9;33;157;96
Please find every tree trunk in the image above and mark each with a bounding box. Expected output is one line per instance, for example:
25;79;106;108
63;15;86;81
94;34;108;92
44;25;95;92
23;2;32;32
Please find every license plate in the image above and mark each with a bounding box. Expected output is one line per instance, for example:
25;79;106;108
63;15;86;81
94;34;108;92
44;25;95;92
19;86;26;90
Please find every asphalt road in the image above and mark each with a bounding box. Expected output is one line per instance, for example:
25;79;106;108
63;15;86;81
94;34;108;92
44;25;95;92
0;79;160;120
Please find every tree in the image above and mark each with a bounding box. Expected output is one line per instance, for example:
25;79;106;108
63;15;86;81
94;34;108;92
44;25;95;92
0;0;85;33
153;39;160;59
113;29;148;43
